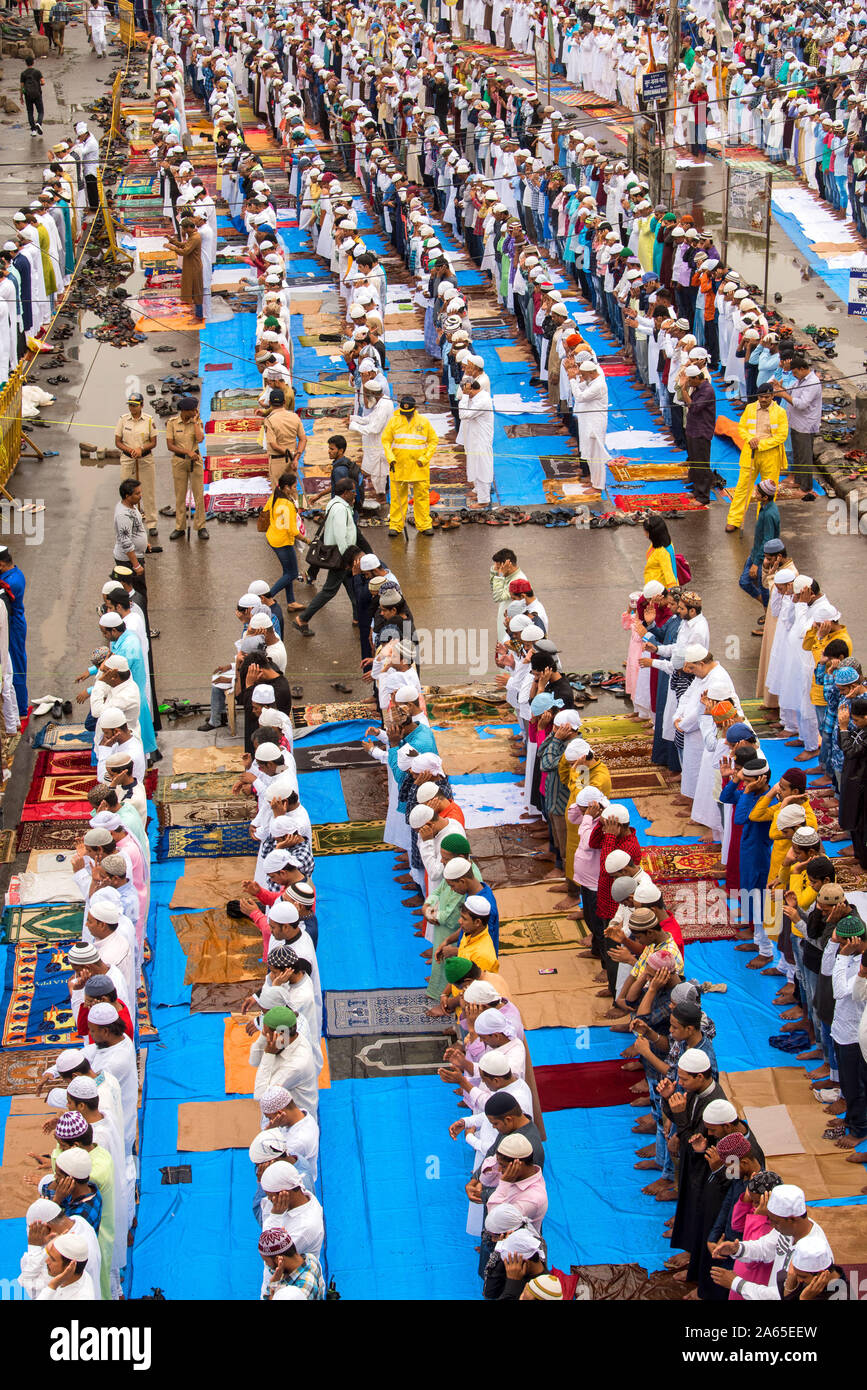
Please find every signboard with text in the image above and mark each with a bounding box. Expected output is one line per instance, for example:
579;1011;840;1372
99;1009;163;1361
642;69;668;103
848;268;867;317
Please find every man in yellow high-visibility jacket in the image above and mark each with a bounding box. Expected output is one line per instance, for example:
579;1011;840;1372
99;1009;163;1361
725;383;789;531
381;394;438;537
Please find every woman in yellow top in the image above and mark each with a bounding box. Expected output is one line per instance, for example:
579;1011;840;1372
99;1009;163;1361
562;738;613;894
261;470;302;611
642;514;678;589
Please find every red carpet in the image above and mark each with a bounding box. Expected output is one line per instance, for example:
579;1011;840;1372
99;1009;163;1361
534;1058;637;1112
614;492;709;514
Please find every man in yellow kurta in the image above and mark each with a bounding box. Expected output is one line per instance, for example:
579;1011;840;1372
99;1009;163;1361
726;383;789;530
381;394;438;536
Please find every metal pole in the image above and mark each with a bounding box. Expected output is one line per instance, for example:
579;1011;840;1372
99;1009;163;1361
721;161;729;264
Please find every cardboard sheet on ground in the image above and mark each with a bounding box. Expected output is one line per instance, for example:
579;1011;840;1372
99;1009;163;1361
169;857;258;910
172;909;264;984
171;746;248;774
490;881;567;920
497;948;610;1029
809;1205;867;1265
177;1098;262;1150
0;1111;55;1218
433;724;518;774
722;1067;864;1198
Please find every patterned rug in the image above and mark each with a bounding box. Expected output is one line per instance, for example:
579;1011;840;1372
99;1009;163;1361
640;844;724;884
312;821;391;856
0;1047;66;1095
613;492;709;514
327;1033;451;1081
302;699;381;726
499;914;589;954
31;723;94;751
156;772;244;803
1;942;157;1047
579;715;648;743
22;772;97;821
157;799;252;828
0;829;16;864
16;819;91;853
666;880;740;942
609;462;688;483
294;741;371;773
609;767;672;796
156;822;255;861
830;858;867;891
35;749;94;776
324;987;452;1037
594;739;655;770
0;904;85;945
739;700;787;738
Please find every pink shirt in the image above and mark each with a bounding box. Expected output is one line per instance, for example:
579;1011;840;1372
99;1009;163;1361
487;1167;548;1224
568;812;602;890
729;1200;774;1300
463;999;524;1062
118;833;148;946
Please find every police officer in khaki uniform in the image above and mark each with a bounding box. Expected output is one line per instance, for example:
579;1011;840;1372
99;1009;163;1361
165;395;208;541
115;393;159;541
263;387;306;488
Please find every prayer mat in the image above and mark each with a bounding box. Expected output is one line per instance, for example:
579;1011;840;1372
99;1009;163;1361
594;739;655;770
21;773;97;821
542;478;602;504
292;740;371;772
578;715;648;743
190;981;259;1014
613;492;709;513
497;949;611;1030
0;829;16;863
204;416;263;434
0;941;155;1047
0;1046;61;1095
0;1111;58;1219
339;765;389;822
311;821;390;856
534;1058;637;1112
31;722;93;750
16;819;90;854
640;844;724;883
36;749;93;776
325;987;453;1038
829;858;867;891
170;746;248;774
171;909;264;985
424;691;510;721
666;881;740;943
156;822;254;861
497;347;536;365
477;855;558;889
715;414;744;450
608;767;671;796
169;858;259;911
629;794;694;837
571;1263;692;1301
303;379;355;396
156;772;247;806
223;1016;257;1095
303;699;382;725
608;461;688;482
498;914;588;953
506;421;570;438
157;800;252;829
0;904;85;946
207;461;269;481
739;700;788;738
177;1098;262;1151
327;1032;450;1082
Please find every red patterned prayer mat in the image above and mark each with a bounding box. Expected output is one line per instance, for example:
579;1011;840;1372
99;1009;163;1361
665;879;740;943
613;492;709;514
35;750;94;777
17;820;90;853
534;1058;637;1112
22;773;98;821
640;843;725;884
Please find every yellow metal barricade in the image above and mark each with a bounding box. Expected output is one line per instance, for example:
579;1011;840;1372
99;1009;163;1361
0;370;24;491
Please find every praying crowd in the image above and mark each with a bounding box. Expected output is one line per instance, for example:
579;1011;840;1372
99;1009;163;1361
5;0;867;1308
